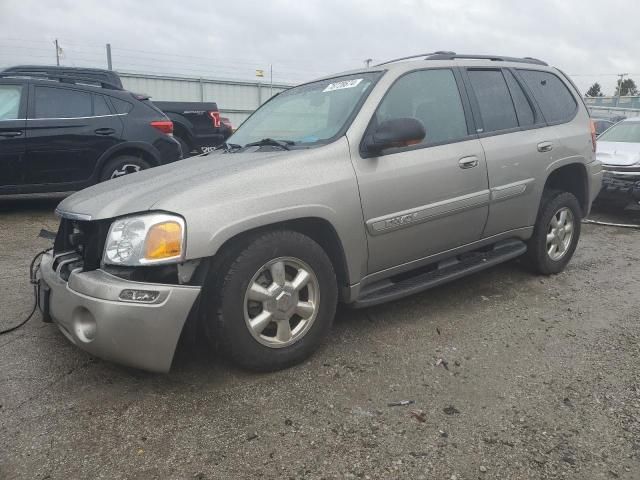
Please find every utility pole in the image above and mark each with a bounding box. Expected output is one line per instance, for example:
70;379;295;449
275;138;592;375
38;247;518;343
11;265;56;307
270;64;273;98
54;39;60;66
364;58;372;68
106;43;113;70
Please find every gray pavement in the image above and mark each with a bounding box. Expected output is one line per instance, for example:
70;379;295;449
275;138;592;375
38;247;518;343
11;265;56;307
1;196;639;479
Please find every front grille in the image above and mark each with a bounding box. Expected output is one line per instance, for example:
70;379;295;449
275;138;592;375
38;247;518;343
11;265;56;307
54;218;109;273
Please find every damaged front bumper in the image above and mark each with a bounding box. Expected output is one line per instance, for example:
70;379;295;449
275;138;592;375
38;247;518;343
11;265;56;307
598;167;640;203
39;251;201;372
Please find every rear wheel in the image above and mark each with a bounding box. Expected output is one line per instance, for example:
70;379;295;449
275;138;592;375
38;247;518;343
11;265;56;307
203;230;338;371
526;190;582;275
99;155;151;182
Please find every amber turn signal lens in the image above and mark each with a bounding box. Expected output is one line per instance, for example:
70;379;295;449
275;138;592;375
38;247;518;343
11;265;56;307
144;221;183;260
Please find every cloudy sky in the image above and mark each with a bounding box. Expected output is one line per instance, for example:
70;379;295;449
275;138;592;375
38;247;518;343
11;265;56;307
1;0;639;95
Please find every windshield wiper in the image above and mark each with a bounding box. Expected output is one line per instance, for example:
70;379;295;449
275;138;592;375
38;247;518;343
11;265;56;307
243;138;294;150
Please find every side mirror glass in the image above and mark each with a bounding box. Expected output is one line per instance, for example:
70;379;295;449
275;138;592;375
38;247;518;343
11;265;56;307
364;117;426;155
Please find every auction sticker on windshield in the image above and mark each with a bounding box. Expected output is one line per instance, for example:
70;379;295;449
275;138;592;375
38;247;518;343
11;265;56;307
323;78;363;92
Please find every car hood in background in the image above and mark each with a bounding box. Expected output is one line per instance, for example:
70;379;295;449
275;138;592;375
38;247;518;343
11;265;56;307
596;141;640;168
56;150;294;220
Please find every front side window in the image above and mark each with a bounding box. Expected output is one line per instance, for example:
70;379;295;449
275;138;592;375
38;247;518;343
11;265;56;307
34;86;92;119
518;70;577;124
229;72;381;148
374;69;468;146
0;85;23;120
597;121;640;143
467;69;518;133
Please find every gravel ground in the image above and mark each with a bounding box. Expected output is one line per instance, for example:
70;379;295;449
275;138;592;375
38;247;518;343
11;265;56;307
0;196;639;480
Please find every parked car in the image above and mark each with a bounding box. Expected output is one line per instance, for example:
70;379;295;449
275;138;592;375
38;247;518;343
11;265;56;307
593;118;614;136
3;66;232;155
41;52;602;373
0;70;181;194
152;101;231;154
596;117;640;206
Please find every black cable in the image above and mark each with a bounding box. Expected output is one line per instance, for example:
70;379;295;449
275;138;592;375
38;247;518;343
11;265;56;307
0;248;51;336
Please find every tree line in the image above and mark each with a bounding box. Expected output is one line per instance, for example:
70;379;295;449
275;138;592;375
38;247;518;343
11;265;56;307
586;78;638;97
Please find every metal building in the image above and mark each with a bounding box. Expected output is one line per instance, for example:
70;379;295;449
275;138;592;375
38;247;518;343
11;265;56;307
118;72;292;127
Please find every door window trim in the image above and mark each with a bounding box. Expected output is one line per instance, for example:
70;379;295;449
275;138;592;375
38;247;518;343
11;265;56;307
359;66;479;159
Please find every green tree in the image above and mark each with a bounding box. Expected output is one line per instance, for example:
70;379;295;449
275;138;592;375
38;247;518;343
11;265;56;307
586;82;604;97
615;78;638;96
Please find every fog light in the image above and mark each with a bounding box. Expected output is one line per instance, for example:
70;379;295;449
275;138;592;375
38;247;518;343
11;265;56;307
119;289;160;303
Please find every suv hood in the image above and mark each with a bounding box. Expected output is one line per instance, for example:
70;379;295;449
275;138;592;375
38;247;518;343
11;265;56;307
596;141;640;168
56;150;295;220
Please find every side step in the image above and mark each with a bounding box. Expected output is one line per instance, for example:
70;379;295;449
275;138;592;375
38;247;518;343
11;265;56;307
353;239;527;309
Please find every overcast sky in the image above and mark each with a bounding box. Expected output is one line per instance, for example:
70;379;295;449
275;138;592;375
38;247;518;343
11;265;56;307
1;0;639;95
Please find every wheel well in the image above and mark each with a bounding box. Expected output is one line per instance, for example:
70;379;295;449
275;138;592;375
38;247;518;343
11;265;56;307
543;164;588;216
209;218;350;295
103;148;158;170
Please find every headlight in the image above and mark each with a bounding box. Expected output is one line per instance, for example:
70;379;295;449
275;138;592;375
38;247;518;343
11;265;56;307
103;213;185;266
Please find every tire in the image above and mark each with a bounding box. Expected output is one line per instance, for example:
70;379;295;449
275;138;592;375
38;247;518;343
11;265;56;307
175;135;192;157
99;155;151;182
203;230;338;371
525;190;582;275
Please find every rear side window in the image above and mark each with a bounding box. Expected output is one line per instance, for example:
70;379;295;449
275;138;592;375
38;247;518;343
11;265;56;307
93;95;112;116
375;69;468;146
467;69;518;133
0;85;23;120
34;86;92;119
518;70;577;124
503;70;535;127
110;97;133;114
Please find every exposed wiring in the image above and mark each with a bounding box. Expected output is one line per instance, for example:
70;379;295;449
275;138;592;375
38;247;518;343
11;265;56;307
582;218;640;229
0;248;51;335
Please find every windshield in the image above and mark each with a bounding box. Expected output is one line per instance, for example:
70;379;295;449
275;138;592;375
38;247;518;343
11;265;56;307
228;72;381;148
598;121;640;143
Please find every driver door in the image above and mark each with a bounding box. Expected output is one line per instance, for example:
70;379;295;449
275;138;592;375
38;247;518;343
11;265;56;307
351;68;490;273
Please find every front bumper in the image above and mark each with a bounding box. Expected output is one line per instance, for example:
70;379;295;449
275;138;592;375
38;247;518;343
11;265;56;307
40;252;200;372
598;168;640;202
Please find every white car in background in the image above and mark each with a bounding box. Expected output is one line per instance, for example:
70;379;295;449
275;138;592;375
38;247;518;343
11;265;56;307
596;117;640;207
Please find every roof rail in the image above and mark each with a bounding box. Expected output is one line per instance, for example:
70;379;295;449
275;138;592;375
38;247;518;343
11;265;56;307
0;71;123;90
374;51;456;67
425;52;548;66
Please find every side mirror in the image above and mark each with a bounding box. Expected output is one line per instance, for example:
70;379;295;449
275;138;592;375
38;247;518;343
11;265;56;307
363;117;426;155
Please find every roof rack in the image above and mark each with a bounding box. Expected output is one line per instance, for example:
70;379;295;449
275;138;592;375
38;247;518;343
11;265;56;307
0;71;123;90
375;52;548;67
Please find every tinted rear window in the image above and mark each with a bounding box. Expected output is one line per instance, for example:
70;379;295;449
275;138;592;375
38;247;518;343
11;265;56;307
34;86;92;119
518;70;577;124
467;69;518;133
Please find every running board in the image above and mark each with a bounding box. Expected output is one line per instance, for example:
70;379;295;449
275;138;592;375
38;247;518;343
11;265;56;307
353;239;527;308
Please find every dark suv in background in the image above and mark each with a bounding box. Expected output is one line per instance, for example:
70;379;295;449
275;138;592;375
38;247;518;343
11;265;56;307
0;70;181;194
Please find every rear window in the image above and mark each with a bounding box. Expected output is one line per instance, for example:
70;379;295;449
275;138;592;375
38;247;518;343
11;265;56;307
110;97;133;114
467;69;518;133
518;70;577;124
34;86;92;119
0;85;22;120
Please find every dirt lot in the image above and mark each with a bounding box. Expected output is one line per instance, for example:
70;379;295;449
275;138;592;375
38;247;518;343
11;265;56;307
1;196;639;480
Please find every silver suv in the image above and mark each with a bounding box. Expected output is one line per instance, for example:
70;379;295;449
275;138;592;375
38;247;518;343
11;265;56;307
40;52;603;372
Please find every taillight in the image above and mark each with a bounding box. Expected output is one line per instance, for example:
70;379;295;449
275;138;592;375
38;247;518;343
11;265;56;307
590;119;597;152
150;120;174;135
208;111;221;128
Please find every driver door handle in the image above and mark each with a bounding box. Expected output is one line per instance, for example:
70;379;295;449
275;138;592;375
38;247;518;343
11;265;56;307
0;131;23;138
458;156;479;169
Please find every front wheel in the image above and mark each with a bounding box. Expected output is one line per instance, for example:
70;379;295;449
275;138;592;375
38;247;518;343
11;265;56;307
204;230;338;371
526;190;582;275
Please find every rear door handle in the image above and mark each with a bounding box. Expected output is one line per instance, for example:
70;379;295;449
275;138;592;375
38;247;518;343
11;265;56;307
0;131;23;138
458;156;479;169
94;128;116;136
537;141;553;153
